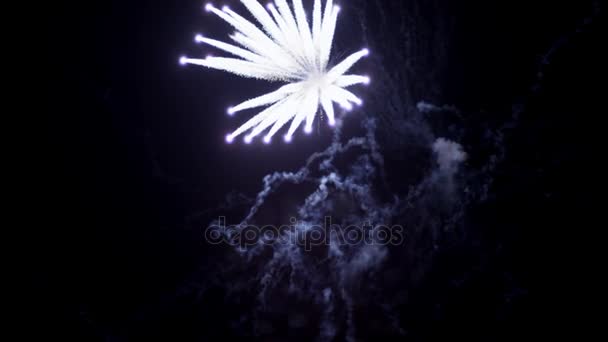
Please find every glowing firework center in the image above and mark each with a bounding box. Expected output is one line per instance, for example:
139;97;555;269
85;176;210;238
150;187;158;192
180;0;369;144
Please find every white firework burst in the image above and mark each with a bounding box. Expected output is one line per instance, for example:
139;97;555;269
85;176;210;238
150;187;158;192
180;0;370;144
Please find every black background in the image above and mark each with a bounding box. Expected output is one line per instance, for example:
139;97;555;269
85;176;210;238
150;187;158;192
34;0;603;340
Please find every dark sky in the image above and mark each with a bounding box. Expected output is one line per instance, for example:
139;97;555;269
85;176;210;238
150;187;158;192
36;0;603;340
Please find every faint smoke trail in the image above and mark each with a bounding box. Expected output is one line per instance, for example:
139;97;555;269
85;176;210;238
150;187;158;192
202;109;468;339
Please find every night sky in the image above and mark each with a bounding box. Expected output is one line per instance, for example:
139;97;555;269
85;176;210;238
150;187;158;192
36;0;603;340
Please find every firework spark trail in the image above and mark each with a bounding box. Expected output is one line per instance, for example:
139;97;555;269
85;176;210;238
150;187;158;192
181;0;370;143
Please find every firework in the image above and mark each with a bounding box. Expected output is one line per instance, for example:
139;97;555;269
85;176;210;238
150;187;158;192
180;0;369;143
